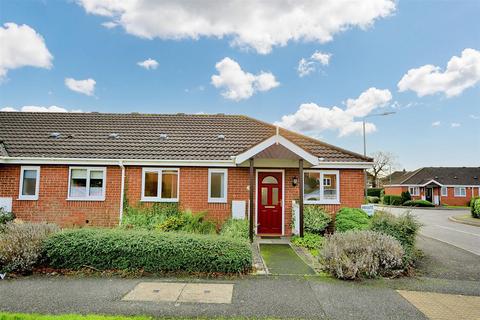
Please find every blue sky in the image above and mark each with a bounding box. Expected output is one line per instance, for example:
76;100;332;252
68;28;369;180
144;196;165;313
0;0;479;170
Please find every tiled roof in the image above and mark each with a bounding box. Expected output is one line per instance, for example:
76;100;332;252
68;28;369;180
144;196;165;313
0;112;370;162
387;167;480;186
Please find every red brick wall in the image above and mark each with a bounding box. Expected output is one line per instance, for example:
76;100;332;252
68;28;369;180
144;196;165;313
0;164;121;227
440;186;476;206
1;164;365;233
384;186;407;195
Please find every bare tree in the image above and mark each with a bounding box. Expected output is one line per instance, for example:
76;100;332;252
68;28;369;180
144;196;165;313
368;151;398;188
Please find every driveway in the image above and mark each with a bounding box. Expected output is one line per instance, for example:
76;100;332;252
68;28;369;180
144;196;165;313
377;206;480;256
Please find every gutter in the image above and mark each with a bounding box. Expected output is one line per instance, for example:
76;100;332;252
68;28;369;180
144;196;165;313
118;160;125;226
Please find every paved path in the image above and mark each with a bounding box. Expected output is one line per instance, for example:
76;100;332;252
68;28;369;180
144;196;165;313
377;206;480;256
259;244;315;275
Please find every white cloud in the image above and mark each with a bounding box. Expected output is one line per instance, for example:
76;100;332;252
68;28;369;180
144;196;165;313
469;114;479;120
398;48;480;97
137;58;159;70
298;51;331;77
101;21;118;29
432;121;441;127
211;57;279;101
311;51;331;66
451;122;461;128
76;0;396;54
1;105;82;112
0;22;53;80
275;87;392;137
65;78;96;96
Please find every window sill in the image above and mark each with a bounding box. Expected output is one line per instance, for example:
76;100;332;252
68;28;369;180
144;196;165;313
17;197;38;201
67;198;105;202
208;199;227;204
304;200;340;205
140;198;179;203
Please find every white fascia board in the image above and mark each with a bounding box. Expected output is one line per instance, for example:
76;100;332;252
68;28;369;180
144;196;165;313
0;157;236;167
234;135;319;165
311;162;373;169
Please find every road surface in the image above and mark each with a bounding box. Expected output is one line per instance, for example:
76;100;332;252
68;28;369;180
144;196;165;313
377;206;480;256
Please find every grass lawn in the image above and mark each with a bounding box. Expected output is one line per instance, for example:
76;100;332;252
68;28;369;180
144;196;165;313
442;205;470;209
0;313;281;320
452;214;480;226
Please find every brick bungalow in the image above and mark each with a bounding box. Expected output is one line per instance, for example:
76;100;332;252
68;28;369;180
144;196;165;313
0;112;372;238
384;167;480;206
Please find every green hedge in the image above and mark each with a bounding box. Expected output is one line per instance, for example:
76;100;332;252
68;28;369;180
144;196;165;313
471;197;480;219
335;208;370;232
367;188;383;197
304;205;331;234
402;200;434;207
43;228;252;274
382;195;403;205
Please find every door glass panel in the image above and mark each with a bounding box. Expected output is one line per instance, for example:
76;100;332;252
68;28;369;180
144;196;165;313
272;188;279;205
261;187;268;205
262;176;278;184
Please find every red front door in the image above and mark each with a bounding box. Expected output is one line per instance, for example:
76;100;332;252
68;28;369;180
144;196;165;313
257;172;283;234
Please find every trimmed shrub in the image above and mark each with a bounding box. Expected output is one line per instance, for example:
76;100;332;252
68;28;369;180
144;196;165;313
0;222;59;273
321;230;404;279
43;228;252;274
156;211;216;235
304;205;331;234
469;196;480;207
367;196;380;204
382;195;402;205
291;232;324;250
370;211;421;264
0;208;15;225
472;197;480;219
367;188;383;197
121;203;179;230
335;208;370;232
220;219;249;240
402;200;434;207
400;191;412;204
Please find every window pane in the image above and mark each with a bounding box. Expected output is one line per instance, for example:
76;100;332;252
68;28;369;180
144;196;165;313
144;171;158;197
272;187;279;205
70;169;87;197
261;187;268;205
161;170;178;199
22;169;37;196
89;170;104;197
323;173;337;200
304;172;320;201
262;176;278;184
210;172;224;198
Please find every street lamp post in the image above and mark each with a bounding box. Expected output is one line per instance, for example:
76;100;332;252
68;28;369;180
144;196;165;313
362;111;396;197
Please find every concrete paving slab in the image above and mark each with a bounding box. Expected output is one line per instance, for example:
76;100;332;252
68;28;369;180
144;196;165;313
398;290;480;320
122;282;185;302
178;283;234;304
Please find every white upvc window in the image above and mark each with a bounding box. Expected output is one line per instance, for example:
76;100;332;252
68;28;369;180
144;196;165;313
408;186;420;196
441;187;448;197
303;170;340;204
454;187;466;197
208;168;228;203
68;167;106;201
141;168;179;202
18;166;40;200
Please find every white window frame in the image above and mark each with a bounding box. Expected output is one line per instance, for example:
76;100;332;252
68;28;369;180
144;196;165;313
323;177;332;187
208;168;228;203
67;167;106;201
454;187;466;197
303;170;340;205
141;168;179;202
18;166;40;200
441;186;448;197
408;186;420;196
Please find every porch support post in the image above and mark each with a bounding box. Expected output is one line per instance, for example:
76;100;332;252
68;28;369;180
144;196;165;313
299;159;304;237
249;157;255;243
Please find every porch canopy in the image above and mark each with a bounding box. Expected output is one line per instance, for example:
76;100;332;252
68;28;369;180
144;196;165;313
234;134;320;241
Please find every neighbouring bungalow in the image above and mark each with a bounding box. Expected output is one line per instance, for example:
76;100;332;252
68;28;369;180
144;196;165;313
384;167;480;206
0;112;372;239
